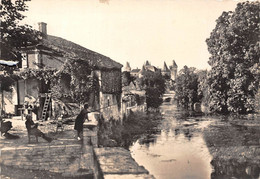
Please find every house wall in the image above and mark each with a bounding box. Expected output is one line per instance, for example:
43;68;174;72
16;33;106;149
25;78;39;100
27;53;38;69
18;80;25;104
100;93;121;120
93;70;122;121
170;67;177;81
0;90;15;114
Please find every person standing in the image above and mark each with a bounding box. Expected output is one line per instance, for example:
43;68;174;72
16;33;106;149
74;104;90;140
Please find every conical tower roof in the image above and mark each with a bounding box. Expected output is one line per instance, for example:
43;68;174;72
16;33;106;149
126;61;130;68
124;61;131;72
172;60;178;68
163;61;169;72
140;65;146;74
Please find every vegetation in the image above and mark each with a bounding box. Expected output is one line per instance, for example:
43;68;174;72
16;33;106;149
19;59;94;105
0;0;41;64
206;1;260;114
122;71;136;87
98;111;161;148
0;0;41;115
175;66;201;109
137;70;166;109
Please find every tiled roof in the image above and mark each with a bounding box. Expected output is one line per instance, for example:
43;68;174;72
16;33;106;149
41;35;122;70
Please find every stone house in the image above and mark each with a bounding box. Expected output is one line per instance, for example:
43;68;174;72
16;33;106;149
11;22;123;120
130;68;140;78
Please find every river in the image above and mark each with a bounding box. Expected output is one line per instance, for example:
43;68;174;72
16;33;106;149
129;101;260;179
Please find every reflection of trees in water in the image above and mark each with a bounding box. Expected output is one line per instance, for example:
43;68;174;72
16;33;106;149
211;158;260;179
204;122;260;179
138;132;159;147
183;128;193;141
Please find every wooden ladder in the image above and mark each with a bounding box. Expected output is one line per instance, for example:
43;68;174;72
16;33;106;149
42;93;51;121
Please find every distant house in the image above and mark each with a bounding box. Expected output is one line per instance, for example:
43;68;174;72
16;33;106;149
11;22;123;120
143;60;158;73
130;68;140;77
123;60;178;81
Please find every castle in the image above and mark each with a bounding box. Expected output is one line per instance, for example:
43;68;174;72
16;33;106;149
123;60;178;81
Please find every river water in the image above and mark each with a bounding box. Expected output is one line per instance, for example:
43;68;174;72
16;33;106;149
129;101;260;179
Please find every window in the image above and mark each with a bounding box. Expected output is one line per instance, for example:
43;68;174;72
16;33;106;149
21;53;28;68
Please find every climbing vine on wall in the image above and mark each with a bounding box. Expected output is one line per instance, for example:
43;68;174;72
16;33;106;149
18;58;95;104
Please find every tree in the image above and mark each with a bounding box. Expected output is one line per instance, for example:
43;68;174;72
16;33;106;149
0;0;41;62
175;66;200;109
122;71;135;87
0;0;41;115
206;1;260;114
140;70;166;109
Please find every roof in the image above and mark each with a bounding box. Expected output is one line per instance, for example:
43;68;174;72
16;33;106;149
145;65;158;72
131;69;140;73
162;62;170;72
125;62;130;68
145;60;150;66
40;35;123;70
172;60;178;68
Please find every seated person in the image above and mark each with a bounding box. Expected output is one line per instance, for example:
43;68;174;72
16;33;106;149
25;115;52;143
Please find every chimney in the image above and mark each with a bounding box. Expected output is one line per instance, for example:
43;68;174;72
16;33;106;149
38;22;47;36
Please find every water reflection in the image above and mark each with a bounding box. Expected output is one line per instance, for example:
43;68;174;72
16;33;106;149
130;104;213;179
211;159;260;179
130;102;260;179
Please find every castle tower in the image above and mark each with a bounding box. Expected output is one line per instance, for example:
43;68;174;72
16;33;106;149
162;61;170;77
145;60;150;66
124;61;131;72
138;65;146;78
169;60;178;81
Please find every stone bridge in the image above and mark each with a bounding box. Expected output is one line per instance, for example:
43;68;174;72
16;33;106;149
162;91;175;103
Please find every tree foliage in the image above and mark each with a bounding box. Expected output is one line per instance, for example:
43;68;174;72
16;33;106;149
138;70;166;108
0;0;41;62
60;59;94;104
122;71;135;87
175;66;200;109
206;1;260;114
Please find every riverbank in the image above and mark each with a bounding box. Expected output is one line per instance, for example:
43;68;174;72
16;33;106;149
204;118;260;178
97;111;162;148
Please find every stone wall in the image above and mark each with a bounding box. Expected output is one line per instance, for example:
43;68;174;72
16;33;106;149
100;93;121;121
0;144;95;178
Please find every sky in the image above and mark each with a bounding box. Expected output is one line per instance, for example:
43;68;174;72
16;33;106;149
22;0;249;70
